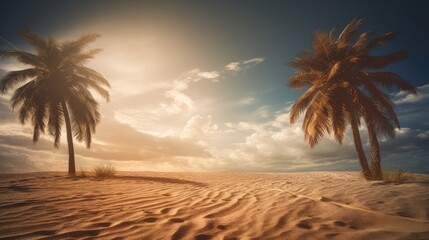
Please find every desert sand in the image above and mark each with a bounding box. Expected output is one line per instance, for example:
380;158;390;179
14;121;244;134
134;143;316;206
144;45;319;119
0;171;428;240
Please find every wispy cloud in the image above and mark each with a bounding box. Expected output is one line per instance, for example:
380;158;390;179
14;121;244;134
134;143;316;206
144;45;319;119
162;89;195;113
113;56;265;137
0;110;213;172
254;105;270;119
197;71;220;80
394;84;429;104
215;109;429;172
181;115;218;141
224;57;265;72
237;97;257;106
243;57;265;66
225;62;241;71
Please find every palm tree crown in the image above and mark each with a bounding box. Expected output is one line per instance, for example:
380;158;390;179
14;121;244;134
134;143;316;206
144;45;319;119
288;19;416;179
0;30;110;174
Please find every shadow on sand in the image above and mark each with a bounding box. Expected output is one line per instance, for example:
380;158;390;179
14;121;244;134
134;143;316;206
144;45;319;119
5;184;35;192
100;175;207;187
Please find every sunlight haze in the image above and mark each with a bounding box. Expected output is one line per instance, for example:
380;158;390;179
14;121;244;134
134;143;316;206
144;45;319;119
0;0;428;173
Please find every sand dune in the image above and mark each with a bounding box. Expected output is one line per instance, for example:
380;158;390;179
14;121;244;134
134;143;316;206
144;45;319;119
0;172;428;240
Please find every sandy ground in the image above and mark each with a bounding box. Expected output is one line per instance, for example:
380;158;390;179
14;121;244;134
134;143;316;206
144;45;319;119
0;171;428;240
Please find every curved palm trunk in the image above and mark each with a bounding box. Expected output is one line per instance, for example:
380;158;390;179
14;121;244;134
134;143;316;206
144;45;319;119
367;123;383;180
61;100;75;175
350;117;371;179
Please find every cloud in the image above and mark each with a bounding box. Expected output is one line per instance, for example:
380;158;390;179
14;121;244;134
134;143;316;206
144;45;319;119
0;131;71;173
113;56;264;137
175;68;220;87
243;57;265;66
0;148;57;173
197;71;220;80
224;57;265;72
394;84;429;104
163;89;195;113
0;97;16;124
214;102;429;172
181;115;218;142
0;109;213;172
0;60;27;73
254;105;270;119
237;97;256;106
94;113;212;160
225;62;241;71
217;111;350;171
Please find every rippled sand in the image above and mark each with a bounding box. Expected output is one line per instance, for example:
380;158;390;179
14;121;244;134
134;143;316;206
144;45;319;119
0;172;428;240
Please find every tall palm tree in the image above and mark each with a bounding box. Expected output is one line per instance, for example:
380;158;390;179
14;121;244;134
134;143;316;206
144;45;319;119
0;30;110;175
287;19;416;179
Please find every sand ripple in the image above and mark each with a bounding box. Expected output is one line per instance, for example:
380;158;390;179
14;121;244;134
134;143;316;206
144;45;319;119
0;172;428;239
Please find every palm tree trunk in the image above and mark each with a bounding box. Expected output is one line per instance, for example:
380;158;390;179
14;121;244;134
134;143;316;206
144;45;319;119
350;117;371;179
61;100;75;175
367;123;383;180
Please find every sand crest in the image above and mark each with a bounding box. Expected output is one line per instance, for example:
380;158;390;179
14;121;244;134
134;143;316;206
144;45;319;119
0;172;428;239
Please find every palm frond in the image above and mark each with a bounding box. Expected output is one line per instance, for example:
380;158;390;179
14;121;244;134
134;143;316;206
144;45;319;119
74;66;111;87
10;80;36;109
350;87;396;138
365;32;396;51
312;30;335;61
363;51;407;69
360;78;400;128
290;85;319;124
68;48;102;64
31;98;47;142
0;50;42;67
32;123;41;143
20;29;48;51
288;72;323;89
18;98;34;125
352;31;371;52
0;68;40;93
15;79;45;124
66;79;102;139
330;93;348;143
71;75;110;101
288;52;329;72
327;62;341;80
304;105;332;147
302;91;332;147
62;33;100;57
368;72;416;94
338;18;363;48
48;101;63;148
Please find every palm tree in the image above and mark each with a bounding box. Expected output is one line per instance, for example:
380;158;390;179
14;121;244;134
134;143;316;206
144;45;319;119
0;30;110;175
287;19;416;179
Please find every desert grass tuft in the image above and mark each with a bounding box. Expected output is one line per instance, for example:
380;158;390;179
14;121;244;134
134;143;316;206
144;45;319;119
78;168;88;178
383;170;413;184
94;163;117;178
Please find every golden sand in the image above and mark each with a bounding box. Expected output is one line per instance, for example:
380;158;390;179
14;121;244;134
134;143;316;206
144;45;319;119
1;172;428;239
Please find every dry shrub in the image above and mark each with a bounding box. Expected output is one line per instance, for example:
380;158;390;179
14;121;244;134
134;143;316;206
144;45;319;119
78;168;87;178
94;163;117;178
383;170;413;184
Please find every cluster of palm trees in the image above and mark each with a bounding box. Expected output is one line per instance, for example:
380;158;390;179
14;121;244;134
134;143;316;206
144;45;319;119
288;19;416;179
0;19;416;179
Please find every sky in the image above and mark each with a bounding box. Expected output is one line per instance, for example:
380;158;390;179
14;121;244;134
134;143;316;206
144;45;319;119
0;0;428;173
